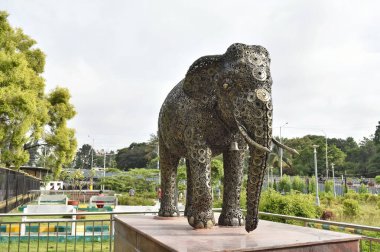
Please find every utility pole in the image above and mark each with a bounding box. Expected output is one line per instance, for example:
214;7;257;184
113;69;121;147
91;138;94;170
103;151;106;191
312;144;320;206
325;133;328;179
331;163;336;198
279;122;288;178
157;141;161;186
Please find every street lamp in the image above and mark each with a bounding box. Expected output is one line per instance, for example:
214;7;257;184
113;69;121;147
321;130;328;179
279;122;288;178
88;135;95;169
156;141;161;185
331;163;336;198
97;149;114;191
312;144;320;206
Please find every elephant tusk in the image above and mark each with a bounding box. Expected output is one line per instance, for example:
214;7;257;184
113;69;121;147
272;138;299;155
237;123;271;153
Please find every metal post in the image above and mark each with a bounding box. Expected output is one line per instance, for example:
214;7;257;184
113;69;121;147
325;133;328;179
279;122;288;178
43;146;46;169
103;151;106;191
157;141;161;185
313;145;320;206
91;138;94;169
332;163;336;198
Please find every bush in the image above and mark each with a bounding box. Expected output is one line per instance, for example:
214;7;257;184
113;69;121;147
324;180;334;193
308;176;316;193
359;193;371;202
375;175;380;185
273;180;278;191
344;190;359;201
117;194;155;206
292;176;306;192
358;184;368;194
321;192;334;207
343;199;360;218
259;189;318;223
377;201;380;210
278;175;292;193
367;194;378;204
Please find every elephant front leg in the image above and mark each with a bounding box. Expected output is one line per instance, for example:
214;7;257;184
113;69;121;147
218;147;245;226
187;145;215;229
158;143;180;217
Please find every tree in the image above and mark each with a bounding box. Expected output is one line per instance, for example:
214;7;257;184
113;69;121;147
374;121;380;146
283;135;346;176
73;144;94;169
0;12;77;177
70;169;84;190
116;142;157;170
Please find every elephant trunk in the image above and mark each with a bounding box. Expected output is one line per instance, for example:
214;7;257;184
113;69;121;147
245;147;268;232
236;122;270;232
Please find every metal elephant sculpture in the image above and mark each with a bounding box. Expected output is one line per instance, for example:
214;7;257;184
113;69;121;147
158;43;297;232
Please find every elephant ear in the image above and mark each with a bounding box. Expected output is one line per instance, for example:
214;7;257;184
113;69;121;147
183;55;222;104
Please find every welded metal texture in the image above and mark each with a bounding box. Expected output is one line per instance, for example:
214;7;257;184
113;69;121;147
158;43;273;232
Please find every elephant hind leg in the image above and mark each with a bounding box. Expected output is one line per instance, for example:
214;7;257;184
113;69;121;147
158;142;180;217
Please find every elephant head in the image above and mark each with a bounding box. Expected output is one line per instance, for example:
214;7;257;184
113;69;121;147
183;43;297;232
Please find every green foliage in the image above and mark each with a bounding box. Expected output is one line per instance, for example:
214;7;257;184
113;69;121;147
259;189;319;223
0;12;76;176
308;176;316;193
374;122;380;145
344;190;359;201
73;144;94;169
358;184;368;194
377;201;380;210
59;169;70;181
324;179;334;193
101;168;159;193
278;175;292;193
366;194;378;204
117;194;155;206
320;192;334;207
292;176;305;192
116;142;157;170
106;168;121;173
342;199;360;218
70;169;84;190
273;180;278;191
177;164;187;191
375;176;380;184
211;159;223;187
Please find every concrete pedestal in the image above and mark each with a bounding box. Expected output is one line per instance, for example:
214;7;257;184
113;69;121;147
114;214;360;252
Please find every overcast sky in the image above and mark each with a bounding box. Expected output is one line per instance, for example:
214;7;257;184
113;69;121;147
1;1;380;151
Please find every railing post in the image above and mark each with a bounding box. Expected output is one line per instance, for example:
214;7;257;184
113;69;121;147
5;169;9;213
109;213;114;252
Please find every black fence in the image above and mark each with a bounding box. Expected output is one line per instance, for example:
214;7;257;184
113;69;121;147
0;168;40;213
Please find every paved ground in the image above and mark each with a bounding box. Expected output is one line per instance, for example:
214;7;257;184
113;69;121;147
113;201;184;213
